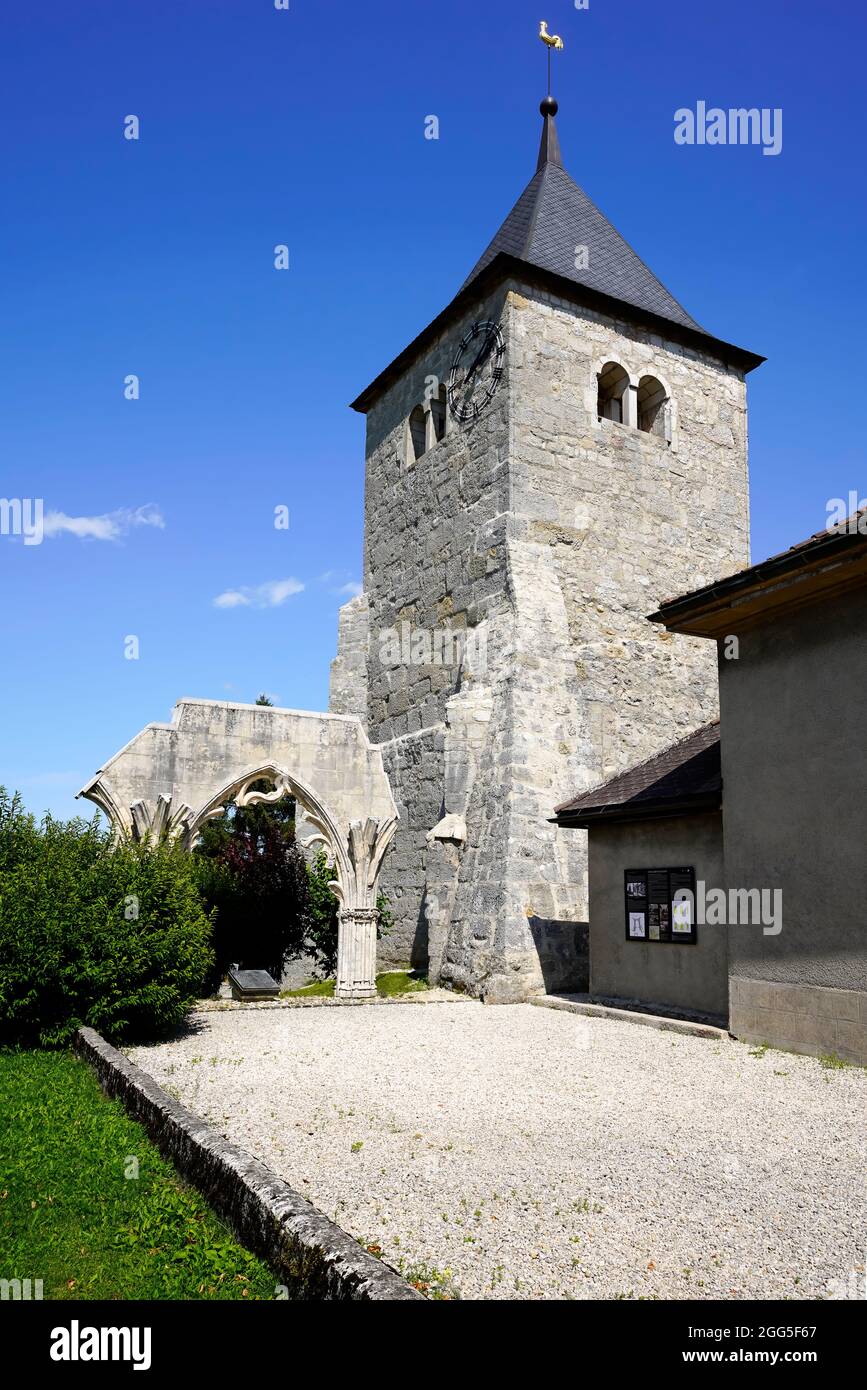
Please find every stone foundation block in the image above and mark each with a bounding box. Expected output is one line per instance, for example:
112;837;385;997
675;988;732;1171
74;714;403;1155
730;978;867;1066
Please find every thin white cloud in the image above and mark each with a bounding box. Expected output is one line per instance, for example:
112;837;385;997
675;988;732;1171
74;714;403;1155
42;503;165;541
213;578;305;610
317;571;363;599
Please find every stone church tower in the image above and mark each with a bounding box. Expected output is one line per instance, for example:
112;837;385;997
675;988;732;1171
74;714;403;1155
330;98;762;1001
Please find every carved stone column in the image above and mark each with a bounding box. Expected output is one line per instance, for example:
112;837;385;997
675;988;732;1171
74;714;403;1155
335;907;379;1000
332;815;397;1001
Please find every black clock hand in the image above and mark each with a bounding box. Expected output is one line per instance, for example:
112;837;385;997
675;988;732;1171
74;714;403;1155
465;327;495;382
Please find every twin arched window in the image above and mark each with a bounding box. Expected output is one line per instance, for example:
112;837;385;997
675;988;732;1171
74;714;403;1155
597;362;671;442
637;375;668;437
408;406;426;464
597;362;630;423
430;387;447;445
406;386;448;466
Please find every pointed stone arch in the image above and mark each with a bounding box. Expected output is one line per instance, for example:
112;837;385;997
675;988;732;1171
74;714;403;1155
185;761;353;892
78;699;399;999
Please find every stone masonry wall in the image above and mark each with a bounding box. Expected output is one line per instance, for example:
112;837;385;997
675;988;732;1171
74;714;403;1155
362;282;513;740
356;276;751;997
375;727;444;969
509;282;750;783
329;593;369;726
465;281;751;995
360;284;514;971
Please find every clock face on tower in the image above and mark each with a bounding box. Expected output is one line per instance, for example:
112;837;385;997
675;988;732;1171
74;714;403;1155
447;320;506;424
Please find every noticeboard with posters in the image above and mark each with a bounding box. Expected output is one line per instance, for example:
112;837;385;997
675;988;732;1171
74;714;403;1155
623;867;696;944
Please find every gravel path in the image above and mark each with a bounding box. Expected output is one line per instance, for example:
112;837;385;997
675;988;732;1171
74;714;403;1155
127;1001;865;1301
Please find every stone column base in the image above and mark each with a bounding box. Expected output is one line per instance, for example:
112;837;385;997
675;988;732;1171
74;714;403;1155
334;984;377;1001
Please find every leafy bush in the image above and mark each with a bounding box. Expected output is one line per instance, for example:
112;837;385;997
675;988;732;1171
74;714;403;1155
0;788;214;1047
304;849;341;976
304;849;394;980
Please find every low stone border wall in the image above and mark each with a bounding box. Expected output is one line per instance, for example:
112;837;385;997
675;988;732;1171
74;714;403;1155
531;993;729;1040
74;1026;423;1302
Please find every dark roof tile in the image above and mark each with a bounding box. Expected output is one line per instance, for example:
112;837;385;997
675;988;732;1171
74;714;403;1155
461;116;703;334
553;722;721;825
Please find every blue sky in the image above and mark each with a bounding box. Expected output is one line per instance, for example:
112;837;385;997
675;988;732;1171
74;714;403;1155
1;0;865;820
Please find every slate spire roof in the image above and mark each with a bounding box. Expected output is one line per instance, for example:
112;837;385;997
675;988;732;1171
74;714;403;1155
461;98;703;334
350;95;763;414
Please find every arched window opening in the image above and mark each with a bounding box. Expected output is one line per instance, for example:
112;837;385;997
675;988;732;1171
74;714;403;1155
407;405;427;464
597;361;629;423
637;375;669;438
430;385;447;445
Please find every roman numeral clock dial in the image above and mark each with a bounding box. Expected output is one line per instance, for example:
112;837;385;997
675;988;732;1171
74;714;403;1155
447;320;506;424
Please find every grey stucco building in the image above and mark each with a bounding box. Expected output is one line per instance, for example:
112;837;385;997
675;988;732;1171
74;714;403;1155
554;723;727;1021
555;515;867;1065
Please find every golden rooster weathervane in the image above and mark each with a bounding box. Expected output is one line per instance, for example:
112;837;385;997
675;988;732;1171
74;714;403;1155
539;21;564;98
539;21;564;50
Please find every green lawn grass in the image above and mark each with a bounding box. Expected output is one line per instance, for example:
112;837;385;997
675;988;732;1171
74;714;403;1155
0;1049;279;1299
281;971;429;1000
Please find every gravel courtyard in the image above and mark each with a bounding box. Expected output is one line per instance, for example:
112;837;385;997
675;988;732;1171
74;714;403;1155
127;1000;865;1301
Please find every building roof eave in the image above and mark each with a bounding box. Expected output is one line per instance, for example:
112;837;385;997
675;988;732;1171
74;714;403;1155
649;518;867;637
350;253;764;415
551;791;722;830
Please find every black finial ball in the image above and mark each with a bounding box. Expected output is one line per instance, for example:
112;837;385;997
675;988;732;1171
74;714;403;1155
540;96;559;117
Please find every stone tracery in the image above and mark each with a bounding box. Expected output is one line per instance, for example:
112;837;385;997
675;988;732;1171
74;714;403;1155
78;700;398;1000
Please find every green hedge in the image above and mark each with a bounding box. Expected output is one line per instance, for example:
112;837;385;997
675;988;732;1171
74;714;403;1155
0;790;214;1047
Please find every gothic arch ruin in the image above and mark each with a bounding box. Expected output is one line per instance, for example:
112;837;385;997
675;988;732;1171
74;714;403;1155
78;699;398;1000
